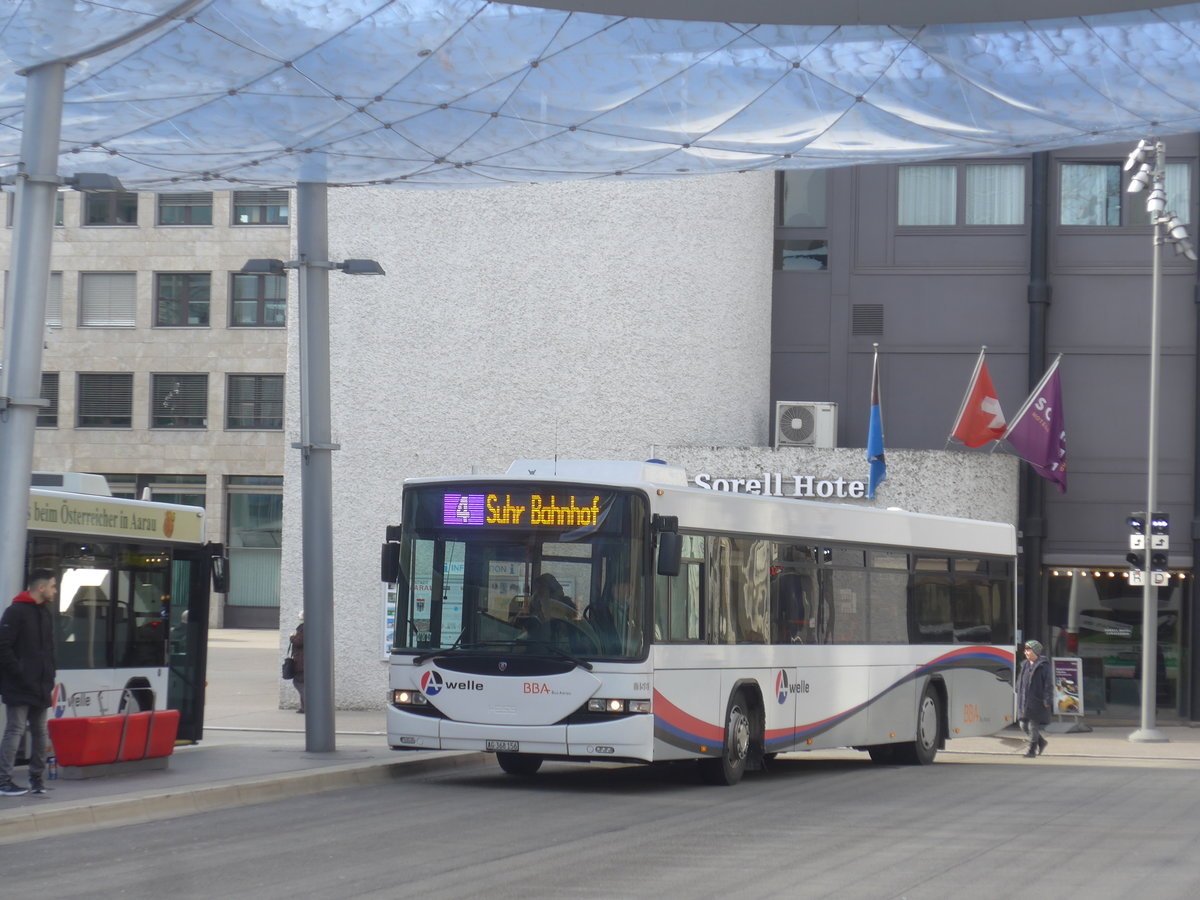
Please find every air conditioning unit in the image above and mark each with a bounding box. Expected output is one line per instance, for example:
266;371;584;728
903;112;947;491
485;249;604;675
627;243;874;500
774;401;838;449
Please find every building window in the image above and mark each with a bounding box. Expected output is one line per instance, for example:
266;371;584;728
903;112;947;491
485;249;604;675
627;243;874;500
79;272;136;327
78;373;134;428
1060;161;1191;226
226;476;284;622
155;273;211;327
37;373;59;428
232;190;288;225
774;240;829;270
152;374;208;429
83;191;138;226
157;192;213;225
227;374;283;430
45;271;63;327
898;163;1025;226
146;474;207;507
96;474;206;506
230;273;286;327
776;170;830;271
1;271;61;327
6;192;63;226
777;170;827;227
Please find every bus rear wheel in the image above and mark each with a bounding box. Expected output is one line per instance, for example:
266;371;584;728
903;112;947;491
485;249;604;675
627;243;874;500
895;684;942;766
496;752;543;776
699;690;752;786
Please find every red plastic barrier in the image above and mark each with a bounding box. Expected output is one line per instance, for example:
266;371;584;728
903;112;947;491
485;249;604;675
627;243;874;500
49;710;179;767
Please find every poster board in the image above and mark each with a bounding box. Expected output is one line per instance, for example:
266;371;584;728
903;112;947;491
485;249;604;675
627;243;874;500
1052;657;1084;716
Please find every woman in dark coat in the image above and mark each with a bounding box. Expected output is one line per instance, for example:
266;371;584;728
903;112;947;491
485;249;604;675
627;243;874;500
1017;639;1052;758
289;618;305;714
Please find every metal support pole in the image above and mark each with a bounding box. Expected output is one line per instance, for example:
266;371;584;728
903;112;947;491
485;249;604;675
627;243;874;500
1131;145;1168;743
0;62;66;605
1022;151;1051;646
295;182;337;752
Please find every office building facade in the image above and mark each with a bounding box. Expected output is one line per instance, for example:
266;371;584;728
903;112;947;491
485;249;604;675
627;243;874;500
0;189;288;627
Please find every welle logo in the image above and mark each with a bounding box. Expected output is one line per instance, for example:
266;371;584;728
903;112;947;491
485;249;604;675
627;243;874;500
420;670;483;696
775;670;811;704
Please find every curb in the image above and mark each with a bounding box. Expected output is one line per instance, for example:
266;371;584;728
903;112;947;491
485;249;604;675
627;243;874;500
0;751;486;845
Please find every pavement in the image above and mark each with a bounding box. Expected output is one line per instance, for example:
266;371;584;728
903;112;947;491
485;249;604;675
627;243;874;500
3;630;1200;843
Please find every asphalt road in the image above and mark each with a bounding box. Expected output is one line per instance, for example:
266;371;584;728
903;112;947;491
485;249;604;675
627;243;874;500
7;752;1199;900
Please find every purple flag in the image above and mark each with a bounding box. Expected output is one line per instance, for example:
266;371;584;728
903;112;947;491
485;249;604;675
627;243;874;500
1003;355;1067;493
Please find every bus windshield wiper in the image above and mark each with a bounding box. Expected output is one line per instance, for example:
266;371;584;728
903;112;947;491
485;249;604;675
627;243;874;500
534;645;594;671
411;640;516;665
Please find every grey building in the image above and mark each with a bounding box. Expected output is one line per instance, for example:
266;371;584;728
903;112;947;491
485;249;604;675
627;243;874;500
773;137;1199;721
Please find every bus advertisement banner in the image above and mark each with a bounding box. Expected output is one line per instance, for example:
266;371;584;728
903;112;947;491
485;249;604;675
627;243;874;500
1053;657;1083;717
28;492;203;543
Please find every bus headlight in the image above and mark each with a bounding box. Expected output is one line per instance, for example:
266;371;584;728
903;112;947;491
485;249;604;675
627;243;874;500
587;698;651;714
392;689;428;707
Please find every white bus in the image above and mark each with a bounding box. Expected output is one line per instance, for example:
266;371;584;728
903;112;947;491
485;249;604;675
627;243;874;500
22;473;226;741
382;460;1016;784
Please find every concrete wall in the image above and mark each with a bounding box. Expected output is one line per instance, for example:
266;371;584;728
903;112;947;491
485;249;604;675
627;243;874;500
284;172;777;707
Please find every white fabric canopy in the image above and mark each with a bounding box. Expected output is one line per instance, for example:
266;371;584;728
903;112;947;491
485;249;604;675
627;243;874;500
2;1;1199;189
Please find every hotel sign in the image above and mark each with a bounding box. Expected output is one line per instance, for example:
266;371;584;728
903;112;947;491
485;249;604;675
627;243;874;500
693;472;869;499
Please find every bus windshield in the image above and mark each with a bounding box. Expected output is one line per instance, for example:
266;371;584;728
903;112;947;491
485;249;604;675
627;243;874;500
393;484;649;660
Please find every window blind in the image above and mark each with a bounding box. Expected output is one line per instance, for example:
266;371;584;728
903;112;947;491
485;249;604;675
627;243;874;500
79;272;136;326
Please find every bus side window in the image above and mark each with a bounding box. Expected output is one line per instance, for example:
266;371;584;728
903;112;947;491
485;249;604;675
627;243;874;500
911;557;952;643
654;539;703;643
771;567;811;643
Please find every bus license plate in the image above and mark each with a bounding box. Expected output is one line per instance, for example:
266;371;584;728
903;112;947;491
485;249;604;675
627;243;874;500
486;740;519;752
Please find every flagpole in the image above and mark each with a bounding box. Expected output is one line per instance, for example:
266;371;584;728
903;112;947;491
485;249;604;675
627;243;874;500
946;345;987;448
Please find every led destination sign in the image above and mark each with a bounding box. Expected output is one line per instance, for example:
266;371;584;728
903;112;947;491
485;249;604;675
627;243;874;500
443;492;605;528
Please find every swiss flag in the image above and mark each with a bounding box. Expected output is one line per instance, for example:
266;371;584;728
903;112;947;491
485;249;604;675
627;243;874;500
952;355;1006;448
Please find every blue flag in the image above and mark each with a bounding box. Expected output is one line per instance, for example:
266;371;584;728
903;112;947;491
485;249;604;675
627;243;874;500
867;347;886;499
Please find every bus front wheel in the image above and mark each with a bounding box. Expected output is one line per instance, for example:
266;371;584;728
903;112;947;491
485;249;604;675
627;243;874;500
497;752;543;776
699;691;752;786
896;684;942;766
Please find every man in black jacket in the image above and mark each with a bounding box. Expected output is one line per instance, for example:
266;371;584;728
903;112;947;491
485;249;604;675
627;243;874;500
0;569;58;796
1017;639;1052;759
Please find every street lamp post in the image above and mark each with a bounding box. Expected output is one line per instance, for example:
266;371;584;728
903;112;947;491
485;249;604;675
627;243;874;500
242;193;383;753
1125;139;1196;743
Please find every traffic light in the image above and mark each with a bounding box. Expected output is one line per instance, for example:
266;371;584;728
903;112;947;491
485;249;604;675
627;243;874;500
1150;512;1169;548
1150;513;1169;585
1126;511;1169;586
1127;513;1146;550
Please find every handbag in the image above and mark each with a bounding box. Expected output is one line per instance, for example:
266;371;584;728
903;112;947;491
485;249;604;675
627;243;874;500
282;647;296;680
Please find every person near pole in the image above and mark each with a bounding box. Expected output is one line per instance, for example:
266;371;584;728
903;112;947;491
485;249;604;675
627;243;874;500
289;615;305;714
1017;639;1052;758
0;569;58;796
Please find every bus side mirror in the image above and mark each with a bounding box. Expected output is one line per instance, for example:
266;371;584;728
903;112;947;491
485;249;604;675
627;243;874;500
211;556;229;594
205;542;229;593
381;542;402;584
657;530;682;578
